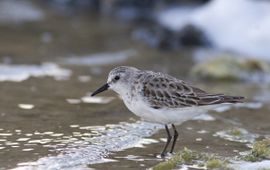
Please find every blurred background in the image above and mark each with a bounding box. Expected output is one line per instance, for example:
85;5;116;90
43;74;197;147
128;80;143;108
0;0;270;169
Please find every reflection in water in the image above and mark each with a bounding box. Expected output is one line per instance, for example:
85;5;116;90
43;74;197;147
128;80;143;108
9;121;162;169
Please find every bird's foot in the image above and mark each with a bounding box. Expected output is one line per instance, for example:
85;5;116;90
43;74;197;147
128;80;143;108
159;152;173;159
161;152;166;158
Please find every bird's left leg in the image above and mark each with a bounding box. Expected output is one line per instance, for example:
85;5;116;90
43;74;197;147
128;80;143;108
161;125;172;157
170;124;179;153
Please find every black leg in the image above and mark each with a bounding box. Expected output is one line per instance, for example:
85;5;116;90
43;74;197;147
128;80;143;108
161;125;172;157
170;124;179;153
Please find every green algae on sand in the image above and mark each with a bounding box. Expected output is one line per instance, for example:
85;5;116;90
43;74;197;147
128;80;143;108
152;148;230;170
244;139;270;162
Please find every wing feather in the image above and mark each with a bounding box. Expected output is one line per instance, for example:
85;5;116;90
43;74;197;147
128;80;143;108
140;71;243;109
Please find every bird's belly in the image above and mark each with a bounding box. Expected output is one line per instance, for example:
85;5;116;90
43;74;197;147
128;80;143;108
123;99;221;125
123;99;204;124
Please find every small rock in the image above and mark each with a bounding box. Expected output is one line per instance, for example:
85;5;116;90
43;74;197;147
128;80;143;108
133;24;210;50
178;24;211;47
191;55;270;82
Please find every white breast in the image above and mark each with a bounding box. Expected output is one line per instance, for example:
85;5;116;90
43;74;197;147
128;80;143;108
122;95;225;125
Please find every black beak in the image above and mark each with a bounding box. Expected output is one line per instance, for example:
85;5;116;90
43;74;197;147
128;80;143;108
91;83;109;96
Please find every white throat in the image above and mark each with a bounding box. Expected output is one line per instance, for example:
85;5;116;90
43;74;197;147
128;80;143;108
110;83;131;98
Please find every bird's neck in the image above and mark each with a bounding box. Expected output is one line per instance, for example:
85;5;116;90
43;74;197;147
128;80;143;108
113;84;135;103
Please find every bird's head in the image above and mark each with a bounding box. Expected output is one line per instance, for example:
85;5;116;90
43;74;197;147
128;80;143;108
91;66;139;96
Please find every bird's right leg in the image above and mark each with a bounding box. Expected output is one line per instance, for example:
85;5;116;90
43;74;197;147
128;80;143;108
161;124;172;157
170;124;179;153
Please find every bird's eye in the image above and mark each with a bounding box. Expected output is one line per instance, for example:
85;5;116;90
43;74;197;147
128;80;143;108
114;76;120;80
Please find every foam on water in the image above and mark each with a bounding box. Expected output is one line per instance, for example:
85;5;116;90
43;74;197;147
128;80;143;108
13;121;162;170
0;0;44;24
0;63;71;82
230;160;270;170
18;104;35;110
81;95;115;104
192;113;215;121
214;102;263;113
214;127;259;144
158;0;270;59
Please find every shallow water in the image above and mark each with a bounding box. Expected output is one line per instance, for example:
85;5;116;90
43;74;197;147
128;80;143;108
0;1;270;170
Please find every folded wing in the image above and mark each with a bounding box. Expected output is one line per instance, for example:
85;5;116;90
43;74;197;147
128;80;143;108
141;72;244;109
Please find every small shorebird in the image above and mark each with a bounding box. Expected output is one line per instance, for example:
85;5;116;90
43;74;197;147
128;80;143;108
91;66;244;157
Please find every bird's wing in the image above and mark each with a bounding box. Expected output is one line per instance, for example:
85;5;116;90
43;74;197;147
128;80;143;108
140;72;242;109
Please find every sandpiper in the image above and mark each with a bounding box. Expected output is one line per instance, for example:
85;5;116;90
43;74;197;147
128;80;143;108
91;66;244;157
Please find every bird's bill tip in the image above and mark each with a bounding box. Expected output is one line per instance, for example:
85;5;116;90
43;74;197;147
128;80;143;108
91;83;109;96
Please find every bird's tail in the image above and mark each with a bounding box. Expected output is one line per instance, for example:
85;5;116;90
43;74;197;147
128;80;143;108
198;94;245;105
221;95;245;103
